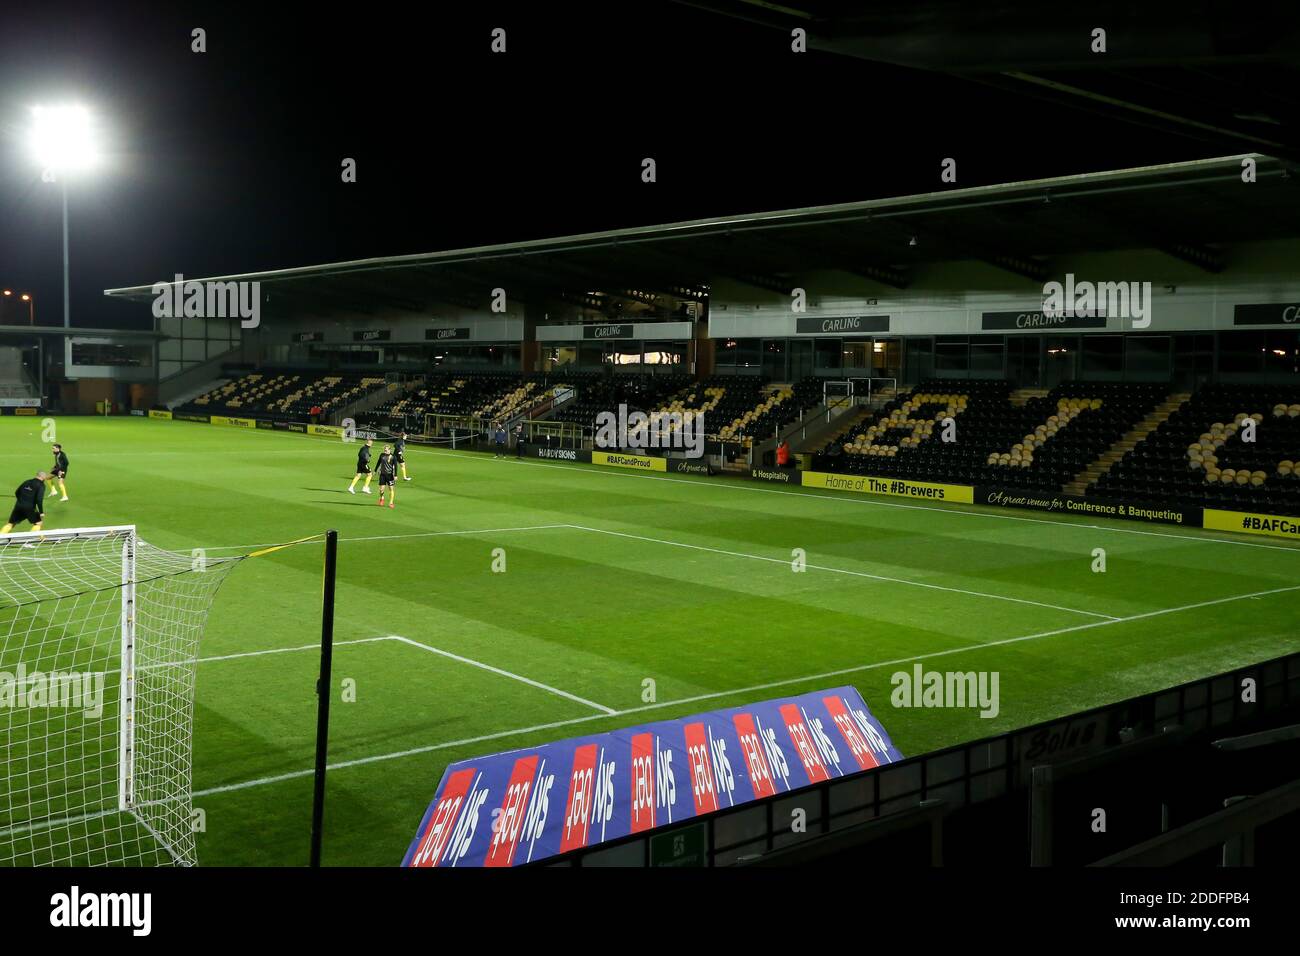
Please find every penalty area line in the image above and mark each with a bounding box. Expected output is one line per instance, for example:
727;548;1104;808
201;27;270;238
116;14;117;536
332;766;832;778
386;634;616;715
190;580;1300;800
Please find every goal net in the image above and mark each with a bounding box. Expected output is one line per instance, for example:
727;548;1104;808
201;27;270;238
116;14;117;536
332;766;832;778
0;526;240;866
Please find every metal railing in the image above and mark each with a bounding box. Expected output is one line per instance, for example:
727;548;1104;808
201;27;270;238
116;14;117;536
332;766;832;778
541;649;1300;867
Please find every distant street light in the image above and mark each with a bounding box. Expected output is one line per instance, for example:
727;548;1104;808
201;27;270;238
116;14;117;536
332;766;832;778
0;288;35;324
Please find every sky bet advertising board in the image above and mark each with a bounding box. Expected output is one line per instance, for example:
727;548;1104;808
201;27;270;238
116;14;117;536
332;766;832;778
401;686;901;867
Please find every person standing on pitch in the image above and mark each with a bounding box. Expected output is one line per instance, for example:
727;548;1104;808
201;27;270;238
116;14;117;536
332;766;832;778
514;421;524;458
494;422;507;458
348;438;375;494
376;445;397;509
48;444;70;502
1;470;47;535
395;431;411;481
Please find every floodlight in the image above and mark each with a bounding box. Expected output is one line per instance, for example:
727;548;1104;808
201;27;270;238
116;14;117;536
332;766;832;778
28;104;100;173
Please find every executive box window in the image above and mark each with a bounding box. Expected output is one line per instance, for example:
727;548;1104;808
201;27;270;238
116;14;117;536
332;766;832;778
904;338;933;383
842;338;873;371
577;341;606;367
433;345;517;368
70;342;152;367
761;339;786;379
873;339;901;379
1081;335;1124;376
1124;335;1172;379
814;337;842;372
1006;335;1041;386
606;344;644;365
934;336;969;374
970;340;1005;376
643;341;686;366
1218;330;1266;374
1173;333;1214;385
715;338;761;369
1263;329;1300;375
545;346;577;369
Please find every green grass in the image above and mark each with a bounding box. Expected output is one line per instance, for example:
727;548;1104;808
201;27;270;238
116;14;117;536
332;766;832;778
3;415;1299;866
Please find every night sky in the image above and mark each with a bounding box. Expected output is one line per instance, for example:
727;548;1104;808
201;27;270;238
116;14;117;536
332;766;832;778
0;1;1286;330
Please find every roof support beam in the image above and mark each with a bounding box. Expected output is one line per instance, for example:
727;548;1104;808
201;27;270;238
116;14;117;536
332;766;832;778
873;218;1049;283
742;232;911;289
328;276;430;314
1055;200;1225;274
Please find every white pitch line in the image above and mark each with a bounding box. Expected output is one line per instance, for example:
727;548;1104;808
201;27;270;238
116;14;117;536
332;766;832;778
427;446;1300;555
206;520;1117;620
200;522;572;554
192;636;393;664
167;633;613;713
387;634;615;715
189;581;1300;799
136;637;396;672
111;422;1300;555
567;523;1119;621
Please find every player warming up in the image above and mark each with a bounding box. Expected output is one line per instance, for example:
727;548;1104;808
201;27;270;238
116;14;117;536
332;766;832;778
1;470;48;536
395;432;411;481
376;446;397;508
48;444;69;502
347;438;374;494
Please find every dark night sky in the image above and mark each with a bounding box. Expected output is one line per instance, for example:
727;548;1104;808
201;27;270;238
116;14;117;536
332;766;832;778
0;1;1271;330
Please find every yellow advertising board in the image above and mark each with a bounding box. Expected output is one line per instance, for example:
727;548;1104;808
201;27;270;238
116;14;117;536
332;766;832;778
1203;509;1300;540
210;415;257;429
802;471;974;504
148;409;173;420
592;451;668;472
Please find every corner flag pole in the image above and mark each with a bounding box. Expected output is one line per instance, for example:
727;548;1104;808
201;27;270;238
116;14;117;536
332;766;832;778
310;529;339;867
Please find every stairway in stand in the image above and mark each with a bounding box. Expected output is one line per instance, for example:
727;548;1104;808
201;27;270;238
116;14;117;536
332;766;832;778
1009;387;1049;407
1062;392;1192;495
818;385;904;449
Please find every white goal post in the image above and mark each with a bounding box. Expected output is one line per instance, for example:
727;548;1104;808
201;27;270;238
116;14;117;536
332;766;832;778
0;525;239;866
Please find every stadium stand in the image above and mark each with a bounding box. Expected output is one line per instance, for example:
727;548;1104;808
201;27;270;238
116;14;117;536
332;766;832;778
715;377;824;443
636;375;824;445
180;370;387;421
177;367;1300;518
1092;385;1300;516
814;380;1166;491
478;379;544;422
549;372;693;429
364;371;528;428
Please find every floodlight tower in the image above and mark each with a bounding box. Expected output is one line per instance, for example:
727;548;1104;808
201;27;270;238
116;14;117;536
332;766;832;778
28;104;101;328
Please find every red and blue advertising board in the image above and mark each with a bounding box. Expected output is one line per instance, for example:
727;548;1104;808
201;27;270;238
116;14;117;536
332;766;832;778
402;685;901;867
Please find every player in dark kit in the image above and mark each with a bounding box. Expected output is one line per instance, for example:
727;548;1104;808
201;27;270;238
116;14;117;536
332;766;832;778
376;446;397;508
48;444;69;502
347;438;375;494
1;471;48;535
395;432;411;481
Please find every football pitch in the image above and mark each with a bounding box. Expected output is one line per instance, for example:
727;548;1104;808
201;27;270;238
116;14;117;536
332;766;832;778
3;415;1299;867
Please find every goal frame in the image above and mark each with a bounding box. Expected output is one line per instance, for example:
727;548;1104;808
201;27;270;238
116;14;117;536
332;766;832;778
0;524;141;825
119;529;137;813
